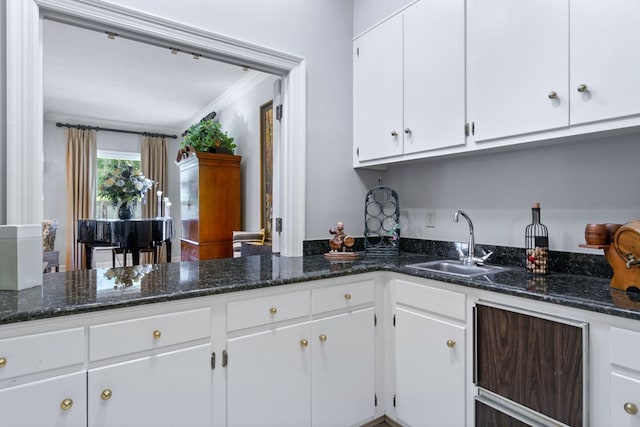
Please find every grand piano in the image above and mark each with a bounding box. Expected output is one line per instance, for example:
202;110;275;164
77;218;173;268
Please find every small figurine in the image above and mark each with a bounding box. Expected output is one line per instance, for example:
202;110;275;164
328;221;355;253
325;221;358;261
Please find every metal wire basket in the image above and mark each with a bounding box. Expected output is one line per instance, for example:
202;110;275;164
364;185;400;256
525;203;549;275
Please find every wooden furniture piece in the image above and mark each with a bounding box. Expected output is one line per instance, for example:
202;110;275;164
178;152;241;261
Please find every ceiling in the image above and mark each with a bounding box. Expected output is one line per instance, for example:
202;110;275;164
43;19;259;133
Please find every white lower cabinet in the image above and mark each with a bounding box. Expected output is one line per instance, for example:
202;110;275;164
311;308;376;427
0;371;87;427
226;280;376;427
395;308;465;427
227;321;311;427
88;344;212;427
392;279;466;427
611;372;640;427
610;326;640;427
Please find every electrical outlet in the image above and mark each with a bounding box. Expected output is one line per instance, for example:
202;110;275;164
426;210;436;228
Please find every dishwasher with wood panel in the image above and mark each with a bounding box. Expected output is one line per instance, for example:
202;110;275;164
473;302;589;427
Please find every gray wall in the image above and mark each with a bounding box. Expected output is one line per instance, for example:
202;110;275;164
216;75;278;232
383;133;640;253
104;0;380;241
353;0;415;35
0;1;6;225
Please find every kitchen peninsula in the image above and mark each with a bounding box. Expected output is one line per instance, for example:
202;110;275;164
2;253;640;426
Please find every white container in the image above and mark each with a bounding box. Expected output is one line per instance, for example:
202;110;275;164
0;224;42;290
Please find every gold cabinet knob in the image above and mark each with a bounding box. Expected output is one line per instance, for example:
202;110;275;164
60;398;73;411
0;357;6;368
577;84;589;93
446;339;456;348
101;389;113;401
269;307;277;315
153;330;161;339
548;91;558;99
404;128;412;134
624;402;638;415
391;130;398;137
344;293;352;300
300;339;309;348
319;334;327;343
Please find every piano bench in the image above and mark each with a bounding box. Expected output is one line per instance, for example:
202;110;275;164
112;247;158;267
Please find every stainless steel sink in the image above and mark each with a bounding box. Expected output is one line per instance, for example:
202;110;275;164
405;260;511;277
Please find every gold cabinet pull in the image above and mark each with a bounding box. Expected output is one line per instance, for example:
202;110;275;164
153;330;162;339
101;389;113;401
300;339;309;348
446;339;456;348
548;91;558;99
624;402;638;415
344;293;352;300
0;357;6;368
269;307;277;315
319;334;327;343
60;398;73;411
577;84;589;93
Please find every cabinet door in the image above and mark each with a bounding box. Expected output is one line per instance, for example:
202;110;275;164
570;0;640;125
404;0;466;154
311;308;375;427
88;344;211;427
0;372;86;427
468;0;569;141
611;372;640;427
227;322;311;427
475;305;584;426
353;13;404;162
395;307;466;427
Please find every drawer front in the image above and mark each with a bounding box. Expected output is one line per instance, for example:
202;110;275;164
227;290;309;332
611;327;640;371
0;328;84;381
395;279;466;321
311;280;374;314
89;307;210;361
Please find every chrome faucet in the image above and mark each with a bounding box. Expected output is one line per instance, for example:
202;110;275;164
453;210;475;265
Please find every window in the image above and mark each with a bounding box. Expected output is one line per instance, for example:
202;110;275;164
96;150;143;219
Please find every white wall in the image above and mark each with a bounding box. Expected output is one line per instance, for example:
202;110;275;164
43;120;182;269
383;133;640;253
101;0;380;241
215;75;278;231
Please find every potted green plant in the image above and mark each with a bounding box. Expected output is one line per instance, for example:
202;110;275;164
179;119;236;159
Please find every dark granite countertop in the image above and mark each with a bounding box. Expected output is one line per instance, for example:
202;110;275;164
1;253;639;325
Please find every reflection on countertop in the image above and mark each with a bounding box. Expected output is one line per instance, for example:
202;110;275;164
1;252;638;325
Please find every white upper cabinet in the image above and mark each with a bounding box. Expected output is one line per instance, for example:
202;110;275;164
403;0;466;155
354;0;466;166
354;13;404;163
570;0;640;125
467;0;570;142
468;0;640;143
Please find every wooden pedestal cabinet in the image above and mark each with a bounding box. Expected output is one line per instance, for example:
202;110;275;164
178;152;241;260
